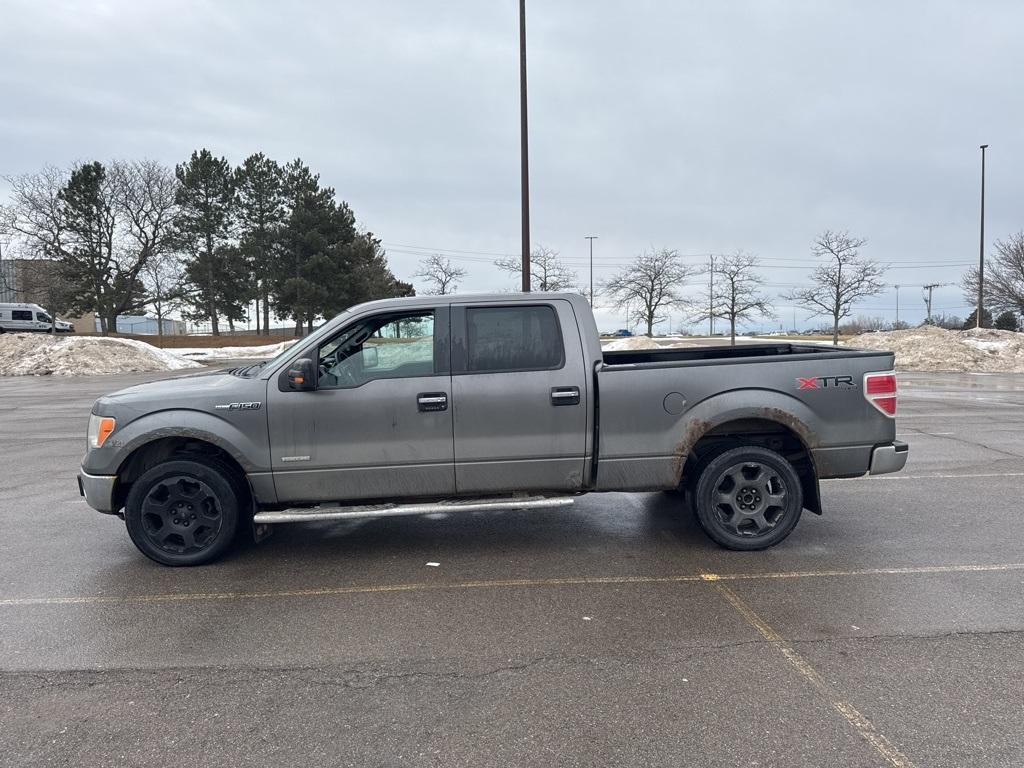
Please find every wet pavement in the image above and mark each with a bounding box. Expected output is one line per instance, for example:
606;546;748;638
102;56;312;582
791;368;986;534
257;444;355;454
1;370;1023;767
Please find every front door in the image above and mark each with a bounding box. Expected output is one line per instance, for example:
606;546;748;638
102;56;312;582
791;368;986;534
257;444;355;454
267;307;454;504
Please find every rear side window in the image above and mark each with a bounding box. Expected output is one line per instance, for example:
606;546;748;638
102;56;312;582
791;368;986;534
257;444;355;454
465;305;563;373
12;310;32;321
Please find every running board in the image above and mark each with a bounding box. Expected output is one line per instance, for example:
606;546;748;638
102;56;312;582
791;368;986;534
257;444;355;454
253;496;575;524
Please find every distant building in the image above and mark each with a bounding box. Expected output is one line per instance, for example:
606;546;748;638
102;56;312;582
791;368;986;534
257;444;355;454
0;261;15;303
98;315;187;336
0;257;61;304
0;258;188;336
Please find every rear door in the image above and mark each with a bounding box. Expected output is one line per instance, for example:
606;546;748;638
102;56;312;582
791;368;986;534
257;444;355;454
450;300;588;494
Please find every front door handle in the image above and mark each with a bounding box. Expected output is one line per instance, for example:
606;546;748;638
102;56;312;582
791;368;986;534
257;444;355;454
550;386;581;406
417;392;448;412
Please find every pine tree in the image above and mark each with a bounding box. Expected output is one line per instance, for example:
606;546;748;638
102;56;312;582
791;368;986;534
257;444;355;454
174;149;236;334
962;307;993;329
270;160;412;334
58;161;147;333
272;159;343;335
235;153;286;335
994;311;1019;332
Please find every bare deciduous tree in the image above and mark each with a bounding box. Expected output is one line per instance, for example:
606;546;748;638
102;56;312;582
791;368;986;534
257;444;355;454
0;166;85;333
413;254;467;295
839;315;888;335
784;230;886;345
962;231;1024;324
110;160;179;271
691;251;774;345
604;248;698;336
1;162;176;334
495;245;578;292
142;250;187;347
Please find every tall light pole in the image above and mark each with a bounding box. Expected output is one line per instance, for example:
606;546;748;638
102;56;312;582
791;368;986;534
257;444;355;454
585;236;598;305
519;0;531;292
894;284;900;328
977;144;988;327
708;255;716;335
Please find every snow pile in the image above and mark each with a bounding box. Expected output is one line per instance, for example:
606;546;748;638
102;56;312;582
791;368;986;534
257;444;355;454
0;334;203;376
602;336;663;351
373;337;432;367
173;340;297;361
849;326;1024;372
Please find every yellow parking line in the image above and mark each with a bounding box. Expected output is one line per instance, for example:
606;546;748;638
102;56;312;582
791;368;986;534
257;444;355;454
709;562;1024;581
1;561;1022;608
705;574;916;768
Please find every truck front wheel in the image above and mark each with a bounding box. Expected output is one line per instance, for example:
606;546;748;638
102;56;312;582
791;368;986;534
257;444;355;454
124;460;241;566
693;446;803;550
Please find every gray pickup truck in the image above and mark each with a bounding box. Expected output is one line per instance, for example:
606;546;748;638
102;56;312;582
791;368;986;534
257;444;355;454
79;292;907;566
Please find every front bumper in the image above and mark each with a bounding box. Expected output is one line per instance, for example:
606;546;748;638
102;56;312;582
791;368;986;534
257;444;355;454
869;440;909;475
78;470;118;514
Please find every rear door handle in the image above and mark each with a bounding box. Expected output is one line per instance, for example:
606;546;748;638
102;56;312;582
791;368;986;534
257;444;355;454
417;392;448;412
550;386;581;406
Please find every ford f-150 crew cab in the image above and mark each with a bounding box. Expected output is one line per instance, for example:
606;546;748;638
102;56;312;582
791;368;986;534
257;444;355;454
78;292;908;566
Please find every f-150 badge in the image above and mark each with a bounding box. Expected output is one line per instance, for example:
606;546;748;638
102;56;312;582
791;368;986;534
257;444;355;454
214;402;263;411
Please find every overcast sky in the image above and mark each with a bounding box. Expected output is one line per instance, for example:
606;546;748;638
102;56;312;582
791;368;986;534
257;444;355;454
1;0;1021;331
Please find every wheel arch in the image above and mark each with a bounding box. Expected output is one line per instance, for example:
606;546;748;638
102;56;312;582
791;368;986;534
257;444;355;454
678;416;821;515
113;436;250;513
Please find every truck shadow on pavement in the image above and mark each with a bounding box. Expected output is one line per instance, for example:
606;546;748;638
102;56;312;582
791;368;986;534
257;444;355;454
228;492;715;570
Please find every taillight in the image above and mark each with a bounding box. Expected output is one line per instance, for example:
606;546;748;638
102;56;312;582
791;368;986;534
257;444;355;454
864;372;897;417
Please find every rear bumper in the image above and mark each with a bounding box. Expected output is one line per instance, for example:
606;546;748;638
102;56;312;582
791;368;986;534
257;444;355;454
869;440;909;475
78;470;118;514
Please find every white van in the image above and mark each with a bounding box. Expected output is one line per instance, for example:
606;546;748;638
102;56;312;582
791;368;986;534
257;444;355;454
0;303;75;334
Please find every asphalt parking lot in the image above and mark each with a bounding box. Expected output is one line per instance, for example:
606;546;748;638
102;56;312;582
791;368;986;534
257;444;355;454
2;370;1023;767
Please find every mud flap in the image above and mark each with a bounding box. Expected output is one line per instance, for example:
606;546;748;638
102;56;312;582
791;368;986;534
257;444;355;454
251;519;274;543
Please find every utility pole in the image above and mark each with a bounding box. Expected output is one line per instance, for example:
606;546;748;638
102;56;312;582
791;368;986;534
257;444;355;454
519;0;531;292
894;284;900;328
708;254;716;335
585;236;598;305
977;144;988;327
923;283;940;323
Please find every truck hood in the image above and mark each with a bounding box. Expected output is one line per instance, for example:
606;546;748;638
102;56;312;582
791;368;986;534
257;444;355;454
92;370;268;423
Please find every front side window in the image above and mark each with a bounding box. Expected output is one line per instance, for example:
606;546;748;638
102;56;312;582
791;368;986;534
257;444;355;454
465;305;563;373
318;311;435;389
36;312;52;323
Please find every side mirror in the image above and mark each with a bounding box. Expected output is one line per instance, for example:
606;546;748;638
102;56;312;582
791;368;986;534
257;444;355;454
363;345;379;369
286;358;317;391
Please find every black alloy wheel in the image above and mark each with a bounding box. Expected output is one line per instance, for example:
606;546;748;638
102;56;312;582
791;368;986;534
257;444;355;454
125;460;242;566
693;446;803;550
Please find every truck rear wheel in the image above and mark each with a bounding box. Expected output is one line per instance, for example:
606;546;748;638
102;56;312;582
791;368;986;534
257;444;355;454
124;460;241;566
693;446;803;550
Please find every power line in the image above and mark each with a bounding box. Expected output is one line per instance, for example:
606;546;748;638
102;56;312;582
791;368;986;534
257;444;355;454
383;241;977;267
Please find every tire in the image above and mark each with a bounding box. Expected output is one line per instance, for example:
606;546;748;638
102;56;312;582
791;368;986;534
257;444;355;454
693;446;803;551
124;459;242;566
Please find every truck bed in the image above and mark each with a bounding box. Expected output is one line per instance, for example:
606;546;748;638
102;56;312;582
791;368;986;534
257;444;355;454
603;342;862;366
594;341;897;491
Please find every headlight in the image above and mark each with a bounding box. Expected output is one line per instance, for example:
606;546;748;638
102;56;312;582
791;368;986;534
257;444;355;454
87;415;117;449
